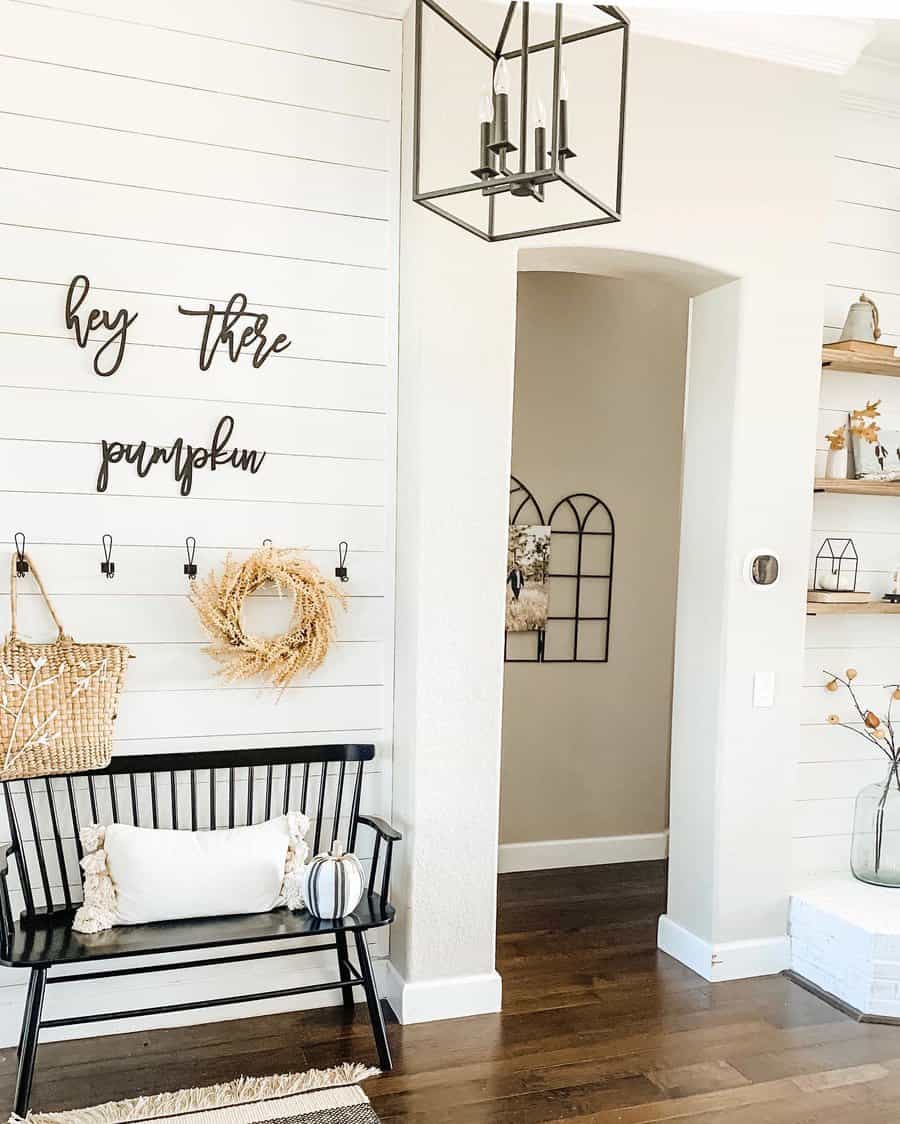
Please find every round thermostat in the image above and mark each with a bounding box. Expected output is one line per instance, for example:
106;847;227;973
745;552;780;587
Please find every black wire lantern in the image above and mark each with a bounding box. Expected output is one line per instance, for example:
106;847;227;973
413;1;629;241
813;537;859;594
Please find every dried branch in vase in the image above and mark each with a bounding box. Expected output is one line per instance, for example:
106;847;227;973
850;399;881;445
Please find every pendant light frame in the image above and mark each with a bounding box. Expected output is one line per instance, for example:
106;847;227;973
412;0;629;242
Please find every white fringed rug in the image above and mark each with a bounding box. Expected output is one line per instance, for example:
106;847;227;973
12;1065;382;1124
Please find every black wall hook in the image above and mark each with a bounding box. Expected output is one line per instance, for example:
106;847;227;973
100;533;115;579
14;532;29;577
184;536;198;580
335;540;349;583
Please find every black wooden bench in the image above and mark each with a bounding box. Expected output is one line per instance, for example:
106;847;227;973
0;744;401;1116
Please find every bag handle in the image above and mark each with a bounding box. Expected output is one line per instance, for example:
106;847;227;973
9;553;66;641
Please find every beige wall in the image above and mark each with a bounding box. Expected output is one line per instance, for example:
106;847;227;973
500;271;689;844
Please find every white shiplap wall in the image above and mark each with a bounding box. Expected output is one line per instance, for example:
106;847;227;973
0;0;400;1037
799;100;900;876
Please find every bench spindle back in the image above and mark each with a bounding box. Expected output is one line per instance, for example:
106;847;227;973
0;745;374;921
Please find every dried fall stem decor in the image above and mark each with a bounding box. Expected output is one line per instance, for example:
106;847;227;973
191;545;346;690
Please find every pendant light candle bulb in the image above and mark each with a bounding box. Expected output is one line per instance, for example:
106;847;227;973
493;57;512;95
533;96;547;174
558;67;572;158
478;90;494;124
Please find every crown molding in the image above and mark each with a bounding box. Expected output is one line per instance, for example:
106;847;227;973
628;10;875;75
842;52;900;117
293;0;407;20
310;0;880;75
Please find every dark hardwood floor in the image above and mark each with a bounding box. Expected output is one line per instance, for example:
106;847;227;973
2;861;899;1122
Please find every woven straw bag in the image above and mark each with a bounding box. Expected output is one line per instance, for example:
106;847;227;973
0;554;131;780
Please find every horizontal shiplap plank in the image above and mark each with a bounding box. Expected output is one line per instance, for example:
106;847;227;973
803;646;900;685
833;157;900;215
0;112;389;220
1;3;392;119
0;386;385;460
808;528;900;573
1;492;384;551
795;759;887;801
827;241;900;296
794;798;855;838
114;684;383;740
0;60;389;172
124;641;383;692
0;544;385;596
797;724;886;765
110;730;386;756
0;225;387;317
830;199;900;258
0;170;389;271
0;59;388;175
0;278;386;368
800;682;900;725
818;367;900;413
0;334;387;415
792;833;850;874
8;592;383;643
10;0;401;72
835;110;900;165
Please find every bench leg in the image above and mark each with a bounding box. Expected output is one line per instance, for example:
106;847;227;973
16;970;38;1059
352;930;391;1072
334;931;355;1013
14;967;46;1118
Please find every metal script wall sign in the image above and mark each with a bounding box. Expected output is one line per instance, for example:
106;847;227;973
65;275;138;377
63;277;292;375
177;292;292;370
97;415;267;497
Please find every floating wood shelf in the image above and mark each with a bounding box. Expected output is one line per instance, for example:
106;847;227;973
814;478;900;497
822;346;900;377
808;601;900;616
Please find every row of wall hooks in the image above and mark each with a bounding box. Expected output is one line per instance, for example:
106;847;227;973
12;534;352;584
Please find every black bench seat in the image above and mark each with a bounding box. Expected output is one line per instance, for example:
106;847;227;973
0;745;400;1117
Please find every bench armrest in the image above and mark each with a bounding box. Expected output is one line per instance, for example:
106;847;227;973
356;815;402;843
355;817;401;904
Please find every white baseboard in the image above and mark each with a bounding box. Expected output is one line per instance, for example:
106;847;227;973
383;961;502;1024
657;914;790;982
498;831;668;873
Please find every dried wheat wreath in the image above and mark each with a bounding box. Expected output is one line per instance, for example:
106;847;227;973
191;545;346;689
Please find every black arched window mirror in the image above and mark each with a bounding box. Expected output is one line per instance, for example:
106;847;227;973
506;477;615;664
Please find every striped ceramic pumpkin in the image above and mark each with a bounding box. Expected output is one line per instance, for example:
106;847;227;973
303;840;364;920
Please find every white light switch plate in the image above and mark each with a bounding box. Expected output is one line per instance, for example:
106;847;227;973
753;671;775;708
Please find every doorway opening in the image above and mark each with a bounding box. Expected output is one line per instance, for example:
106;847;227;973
497;247;736;961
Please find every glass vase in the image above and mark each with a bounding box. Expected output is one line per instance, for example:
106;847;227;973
851;766;900;887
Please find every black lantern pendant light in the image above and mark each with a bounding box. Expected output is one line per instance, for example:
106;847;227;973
413;2;629;242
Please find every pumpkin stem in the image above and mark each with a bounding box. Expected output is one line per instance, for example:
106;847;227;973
331;839;345;858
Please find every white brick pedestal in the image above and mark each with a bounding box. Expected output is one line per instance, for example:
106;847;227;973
790;875;900;1020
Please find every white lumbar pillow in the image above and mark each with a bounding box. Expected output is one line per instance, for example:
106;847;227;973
73;812;309;932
